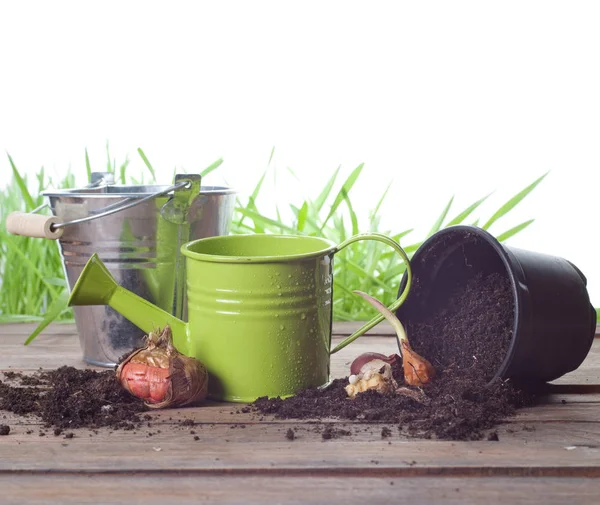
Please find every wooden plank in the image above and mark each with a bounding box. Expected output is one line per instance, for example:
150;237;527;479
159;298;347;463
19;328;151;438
1;420;600;473
2;416;600;445
3;475;600;505
2;475;600;505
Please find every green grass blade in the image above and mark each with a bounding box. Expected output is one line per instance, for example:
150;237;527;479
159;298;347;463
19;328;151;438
24;288;69;345
371;182;392;219
7;154;35;210
290;203;321;234
200;158;224;177
36;166;45;197
234;222;260;233
320;163;364;231
332;213;347;242
446;193;492;227
344;260;396;295
495;219;535;242
379;230;413;262
342;189;359;235
428;196;454;236
236;169;268;229
119;157;130;185
297;202;308;232
313;165;340;212
286;165;300;181
234;207;298;234
382;262;408;283
137;148;157;181
249;170;267;203
44;277;68;287
85;148;92;182
595;308;599;322
482;172;548;230
267;146;276;166
3;235;60;295
391;229;414;242
333;279;357;298
380;241;421;265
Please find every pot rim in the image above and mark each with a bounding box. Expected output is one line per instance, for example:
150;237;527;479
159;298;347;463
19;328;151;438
181;234;337;264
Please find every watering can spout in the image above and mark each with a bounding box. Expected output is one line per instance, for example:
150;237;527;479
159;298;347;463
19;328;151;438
68;254;189;351
69;254;119;306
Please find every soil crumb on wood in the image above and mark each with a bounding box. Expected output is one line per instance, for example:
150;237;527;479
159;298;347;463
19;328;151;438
321;424;351;440
0;366;147;430
254;271;533;441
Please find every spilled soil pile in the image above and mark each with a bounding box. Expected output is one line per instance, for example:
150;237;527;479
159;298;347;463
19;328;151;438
0;367;147;430
254;272;533;440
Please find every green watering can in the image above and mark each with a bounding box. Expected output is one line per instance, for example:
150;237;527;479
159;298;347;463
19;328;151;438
69;233;411;402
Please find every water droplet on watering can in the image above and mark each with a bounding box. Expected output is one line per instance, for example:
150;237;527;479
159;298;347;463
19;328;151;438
300;313;306;320
278;292;282;297
280;325;285;330
277;285;281;289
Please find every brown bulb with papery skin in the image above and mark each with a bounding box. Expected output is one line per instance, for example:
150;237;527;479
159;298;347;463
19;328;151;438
116;326;208;409
350;353;400;376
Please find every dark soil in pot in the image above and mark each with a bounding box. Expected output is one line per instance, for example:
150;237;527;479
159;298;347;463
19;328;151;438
408;270;514;383
253;263;533;441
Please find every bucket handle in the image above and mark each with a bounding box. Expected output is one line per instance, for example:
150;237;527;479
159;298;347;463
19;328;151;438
6;179;192;240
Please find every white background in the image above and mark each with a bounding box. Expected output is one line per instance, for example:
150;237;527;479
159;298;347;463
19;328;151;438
1;1;598;306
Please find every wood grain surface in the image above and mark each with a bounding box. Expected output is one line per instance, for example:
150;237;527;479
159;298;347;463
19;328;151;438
1;323;599;504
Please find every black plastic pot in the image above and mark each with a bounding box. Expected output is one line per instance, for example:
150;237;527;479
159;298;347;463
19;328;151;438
396;226;596;384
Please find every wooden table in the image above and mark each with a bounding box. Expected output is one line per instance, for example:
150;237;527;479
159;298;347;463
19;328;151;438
1;322;600;504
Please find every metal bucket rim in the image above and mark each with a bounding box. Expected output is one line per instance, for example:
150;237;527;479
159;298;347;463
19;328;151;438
43;184;236;199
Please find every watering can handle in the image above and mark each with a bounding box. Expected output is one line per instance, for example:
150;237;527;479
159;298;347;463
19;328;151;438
5;179;193;240
329;233;412;354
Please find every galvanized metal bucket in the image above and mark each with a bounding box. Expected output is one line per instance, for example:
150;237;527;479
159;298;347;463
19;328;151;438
21;172;235;366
